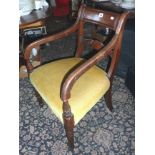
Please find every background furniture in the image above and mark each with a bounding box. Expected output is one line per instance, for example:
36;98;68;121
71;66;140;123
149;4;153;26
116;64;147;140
19;7;49;51
52;0;71;17
24;5;129;148
19;6;49;29
48;0;83;18
19;7;50;77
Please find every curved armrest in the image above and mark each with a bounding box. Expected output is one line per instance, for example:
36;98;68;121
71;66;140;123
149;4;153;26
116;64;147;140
24;23;79;60
24;23;79;72
61;34;118;102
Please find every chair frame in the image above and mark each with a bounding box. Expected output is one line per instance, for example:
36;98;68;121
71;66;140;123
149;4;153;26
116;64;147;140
24;5;129;148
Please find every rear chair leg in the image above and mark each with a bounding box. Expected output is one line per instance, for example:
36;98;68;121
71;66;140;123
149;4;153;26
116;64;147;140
104;86;113;111
34;89;44;108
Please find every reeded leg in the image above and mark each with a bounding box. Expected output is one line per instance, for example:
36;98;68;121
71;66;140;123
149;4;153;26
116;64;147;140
104;86;113;111
34;89;44;108
63;115;74;148
62;101;75;149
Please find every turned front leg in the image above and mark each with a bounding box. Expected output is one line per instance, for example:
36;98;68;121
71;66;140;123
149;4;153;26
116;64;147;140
63;101;75;148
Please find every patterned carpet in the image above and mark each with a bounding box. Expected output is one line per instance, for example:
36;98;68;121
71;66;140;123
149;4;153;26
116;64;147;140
19;76;135;155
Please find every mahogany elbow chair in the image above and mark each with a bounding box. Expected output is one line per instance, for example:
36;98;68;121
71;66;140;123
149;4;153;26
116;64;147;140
24;5;129;148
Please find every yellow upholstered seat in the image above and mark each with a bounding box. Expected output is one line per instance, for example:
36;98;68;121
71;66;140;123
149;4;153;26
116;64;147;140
30;58;110;125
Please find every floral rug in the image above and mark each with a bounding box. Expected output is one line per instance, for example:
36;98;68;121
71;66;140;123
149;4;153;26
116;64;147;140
19;76;135;155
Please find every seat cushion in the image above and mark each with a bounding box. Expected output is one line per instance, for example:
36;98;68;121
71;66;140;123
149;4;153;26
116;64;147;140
30;58;110;125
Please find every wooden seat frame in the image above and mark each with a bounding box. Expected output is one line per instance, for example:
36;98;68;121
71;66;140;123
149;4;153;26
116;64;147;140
24;5;129;148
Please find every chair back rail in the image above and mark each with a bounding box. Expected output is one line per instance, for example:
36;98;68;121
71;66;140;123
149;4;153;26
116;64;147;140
75;5;120;57
81;7;120;30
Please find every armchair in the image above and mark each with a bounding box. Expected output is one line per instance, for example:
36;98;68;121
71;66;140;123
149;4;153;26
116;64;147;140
24;5;129;148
